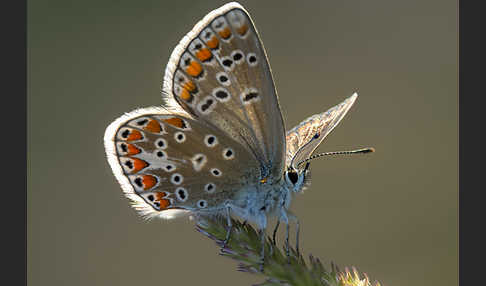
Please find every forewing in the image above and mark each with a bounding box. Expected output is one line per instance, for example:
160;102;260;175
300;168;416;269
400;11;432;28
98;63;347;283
162;2;286;183
286;93;358;168
104;107;260;219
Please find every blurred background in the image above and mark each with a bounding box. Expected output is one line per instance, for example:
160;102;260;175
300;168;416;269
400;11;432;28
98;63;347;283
28;0;457;285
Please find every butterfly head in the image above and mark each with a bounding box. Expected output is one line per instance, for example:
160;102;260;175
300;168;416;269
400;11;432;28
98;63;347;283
284;162;312;193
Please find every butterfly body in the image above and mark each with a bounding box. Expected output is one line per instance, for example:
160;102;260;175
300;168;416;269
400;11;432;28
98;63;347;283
104;2;361;245
226;178;293;229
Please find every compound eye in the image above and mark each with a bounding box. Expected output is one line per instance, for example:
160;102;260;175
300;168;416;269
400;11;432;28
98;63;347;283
287;171;299;185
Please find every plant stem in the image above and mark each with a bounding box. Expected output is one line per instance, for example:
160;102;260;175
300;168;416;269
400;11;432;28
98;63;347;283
195;215;382;286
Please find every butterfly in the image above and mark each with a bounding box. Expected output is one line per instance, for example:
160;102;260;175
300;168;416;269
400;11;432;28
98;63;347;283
104;2;373;268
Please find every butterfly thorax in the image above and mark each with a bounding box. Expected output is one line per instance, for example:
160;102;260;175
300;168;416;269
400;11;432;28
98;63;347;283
227;179;292;229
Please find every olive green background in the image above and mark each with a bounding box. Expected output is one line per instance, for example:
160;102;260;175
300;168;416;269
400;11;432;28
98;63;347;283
28;0;457;285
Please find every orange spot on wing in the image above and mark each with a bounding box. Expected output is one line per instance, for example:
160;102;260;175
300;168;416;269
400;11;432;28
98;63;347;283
179;89;192;101
183;80;196;92
154;192;171;209
131;158;148;173
154;192;169;200
144;119;161;133
126;144;141;155
159;199;171;209
237;24;248;35
127;130;143;141
163;117;185;129
260;177;268;184
186;61;202;77
206;36;219;49
179;80;196;102
142;175;157;190
218;27;232;39
195;48;212;62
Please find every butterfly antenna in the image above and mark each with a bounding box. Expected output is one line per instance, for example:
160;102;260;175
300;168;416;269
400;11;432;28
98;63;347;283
297;147;375;167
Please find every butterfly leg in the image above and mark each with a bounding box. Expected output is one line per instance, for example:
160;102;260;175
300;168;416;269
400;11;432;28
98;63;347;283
256;214;268;272
287;211;301;257
272;219;281;245
285;219;291;262
279;209;301;261
258;228;266;272
221;206;233;248
278;210;291;263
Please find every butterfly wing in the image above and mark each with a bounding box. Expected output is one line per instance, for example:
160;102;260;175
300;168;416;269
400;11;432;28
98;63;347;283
162;2;286;183
285;93;358;168
104;3;288;219
104;107;261;219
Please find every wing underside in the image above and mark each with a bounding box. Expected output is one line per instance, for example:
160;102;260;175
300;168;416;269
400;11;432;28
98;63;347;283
162;2;286;182
286;93;358;168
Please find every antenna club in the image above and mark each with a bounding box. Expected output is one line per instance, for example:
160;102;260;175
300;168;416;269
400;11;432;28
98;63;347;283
360;147;375;153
